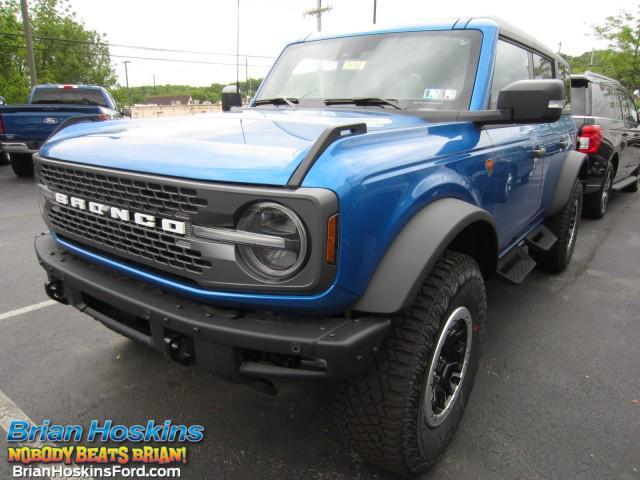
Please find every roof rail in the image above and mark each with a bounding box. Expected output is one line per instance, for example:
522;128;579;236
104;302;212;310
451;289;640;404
583;71;621;85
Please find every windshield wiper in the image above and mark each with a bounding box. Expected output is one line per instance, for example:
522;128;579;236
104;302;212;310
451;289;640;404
253;97;299;107
324;97;403;110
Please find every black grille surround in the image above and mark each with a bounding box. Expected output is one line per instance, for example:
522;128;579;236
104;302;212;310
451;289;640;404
35;154;339;293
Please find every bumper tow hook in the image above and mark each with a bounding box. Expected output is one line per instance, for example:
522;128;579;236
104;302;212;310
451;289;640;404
163;334;194;366
44;280;68;305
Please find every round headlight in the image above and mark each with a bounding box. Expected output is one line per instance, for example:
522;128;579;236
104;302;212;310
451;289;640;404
237;202;308;281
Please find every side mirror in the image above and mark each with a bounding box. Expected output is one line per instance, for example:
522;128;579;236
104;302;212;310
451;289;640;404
497;79;564;124
0;96;5;105
221;86;242;112
121;107;131;118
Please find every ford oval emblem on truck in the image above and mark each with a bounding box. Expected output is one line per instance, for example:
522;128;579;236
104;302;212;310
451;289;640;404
42;117;59;125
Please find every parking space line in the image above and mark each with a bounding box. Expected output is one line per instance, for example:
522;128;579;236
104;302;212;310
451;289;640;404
0;389;93;480
0;300;57;321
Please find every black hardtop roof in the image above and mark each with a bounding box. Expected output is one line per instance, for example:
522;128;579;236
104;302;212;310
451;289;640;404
570;71;622;86
477;17;569;67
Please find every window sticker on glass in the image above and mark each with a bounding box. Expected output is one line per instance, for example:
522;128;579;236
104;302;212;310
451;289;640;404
342;60;367;70
423;89;457;100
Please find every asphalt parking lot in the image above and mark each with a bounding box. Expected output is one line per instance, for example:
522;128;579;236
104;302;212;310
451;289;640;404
0;162;638;480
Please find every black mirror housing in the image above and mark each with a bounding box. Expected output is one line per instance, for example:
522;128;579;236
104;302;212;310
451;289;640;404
121;108;131;118
497;79;564;124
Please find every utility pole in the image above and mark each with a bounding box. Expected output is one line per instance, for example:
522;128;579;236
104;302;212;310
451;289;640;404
245;57;250;98
20;0;37;87
123;61;131;106
557;41;562;54
153;74;156;94
373;0;377;24
305;0;332;32
590;48;595;67
236;0;241;103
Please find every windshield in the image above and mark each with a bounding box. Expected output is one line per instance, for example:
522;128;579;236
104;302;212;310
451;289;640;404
255;30;482;111
31;88;109;107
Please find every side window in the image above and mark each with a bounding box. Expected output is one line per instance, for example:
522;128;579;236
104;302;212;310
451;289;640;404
592;83;623;119
626;93;639;123
557;62;571;113
490;40;531;108
618;90;631;121
532;53;554;79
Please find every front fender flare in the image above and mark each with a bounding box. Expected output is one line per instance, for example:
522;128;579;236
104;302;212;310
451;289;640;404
353;198;497;314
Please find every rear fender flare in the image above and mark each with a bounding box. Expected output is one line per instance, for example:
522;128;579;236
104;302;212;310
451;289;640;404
545;150;588;217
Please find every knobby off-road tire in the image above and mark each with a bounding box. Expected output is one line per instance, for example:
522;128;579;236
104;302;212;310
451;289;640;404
531;179;583;273
583;164;612;219
622;168;640;193
10;153;34;177
335;251;486;478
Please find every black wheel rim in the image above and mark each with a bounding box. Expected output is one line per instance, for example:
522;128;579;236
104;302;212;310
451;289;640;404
423;306;473;427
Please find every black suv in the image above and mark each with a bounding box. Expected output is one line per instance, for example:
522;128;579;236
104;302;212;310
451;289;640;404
571;71;640;218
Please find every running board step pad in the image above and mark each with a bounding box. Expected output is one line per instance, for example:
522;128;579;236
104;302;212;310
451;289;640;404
612;175;638;191
525;224;557;252
497;247;537;285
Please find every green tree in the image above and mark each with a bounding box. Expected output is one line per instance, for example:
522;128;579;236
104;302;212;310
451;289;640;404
0;0;116;103
591;6;640;89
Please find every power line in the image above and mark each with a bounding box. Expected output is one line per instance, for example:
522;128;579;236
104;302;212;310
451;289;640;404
0;31;275;59
0;40;273;68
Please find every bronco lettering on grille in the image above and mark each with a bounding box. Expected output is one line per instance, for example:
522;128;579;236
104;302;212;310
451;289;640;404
53;192;186;235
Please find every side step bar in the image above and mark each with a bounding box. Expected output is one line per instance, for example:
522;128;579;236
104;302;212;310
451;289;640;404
612;175;638;191
497;247;536;284
524;224;557;252
498;225;557;284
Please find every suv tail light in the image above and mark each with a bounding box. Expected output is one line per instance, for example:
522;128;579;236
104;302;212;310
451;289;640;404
0;112;4;134
577;125;603;154
97;114;112;121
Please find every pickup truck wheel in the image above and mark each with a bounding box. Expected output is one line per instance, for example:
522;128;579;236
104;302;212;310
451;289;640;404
583;164;612;219
0;152;9;166
622;168;639;193
335;251;485;477
531;179;583;273
10;153;34;177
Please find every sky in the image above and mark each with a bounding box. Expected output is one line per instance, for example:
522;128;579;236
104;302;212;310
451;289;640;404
68;0;632;87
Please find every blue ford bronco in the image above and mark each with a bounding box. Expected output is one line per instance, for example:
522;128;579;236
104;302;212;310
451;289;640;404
35;18;586;477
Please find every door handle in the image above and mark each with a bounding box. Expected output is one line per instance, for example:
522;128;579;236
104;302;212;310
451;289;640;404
533;147;546;158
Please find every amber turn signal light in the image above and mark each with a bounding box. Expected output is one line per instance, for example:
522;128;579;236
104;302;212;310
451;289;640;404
326;214;338;264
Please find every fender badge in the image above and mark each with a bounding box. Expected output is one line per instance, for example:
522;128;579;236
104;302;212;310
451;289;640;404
485;159;495;177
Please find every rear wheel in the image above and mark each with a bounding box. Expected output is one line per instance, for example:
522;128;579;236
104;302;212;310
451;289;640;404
335;251;485;477
622;168;639;193
583;164;612;219
0;152;9;165
531;179;582;273
10;153;34;177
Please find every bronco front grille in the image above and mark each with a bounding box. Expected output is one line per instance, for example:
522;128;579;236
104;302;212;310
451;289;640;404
38;162;208;216
48;205;212;274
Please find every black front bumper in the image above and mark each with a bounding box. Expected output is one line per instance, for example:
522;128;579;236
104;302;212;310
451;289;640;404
36;234;390;381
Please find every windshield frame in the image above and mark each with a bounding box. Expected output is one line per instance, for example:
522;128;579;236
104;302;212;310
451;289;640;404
253;29;483;112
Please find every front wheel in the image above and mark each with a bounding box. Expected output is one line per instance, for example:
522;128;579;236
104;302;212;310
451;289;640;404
335;251;486;477
10;153;34;177
531;179;583;273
